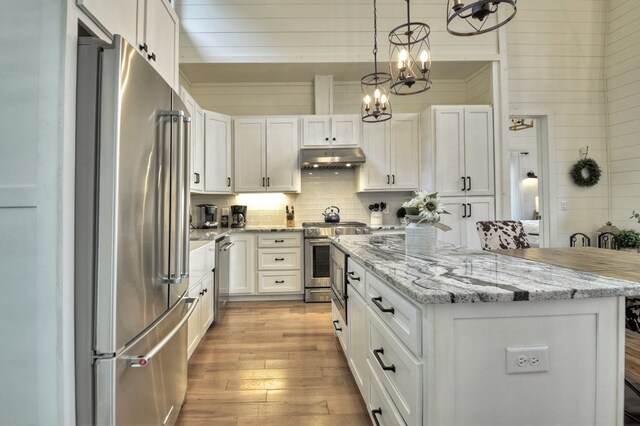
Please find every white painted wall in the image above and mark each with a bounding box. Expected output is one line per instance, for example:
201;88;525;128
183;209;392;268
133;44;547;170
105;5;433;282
176;0;499;63
507;0;610;246
466;64;493;105
606;0;640;231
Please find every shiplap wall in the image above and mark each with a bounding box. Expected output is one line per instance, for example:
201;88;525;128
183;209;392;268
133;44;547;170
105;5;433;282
466;64;492;105
606;0;640;231
187;77;478;116
176;0;499;63
507;0;610;246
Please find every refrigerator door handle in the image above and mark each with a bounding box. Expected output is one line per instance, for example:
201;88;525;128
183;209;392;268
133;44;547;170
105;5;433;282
129;297;199;368
180;115;191;279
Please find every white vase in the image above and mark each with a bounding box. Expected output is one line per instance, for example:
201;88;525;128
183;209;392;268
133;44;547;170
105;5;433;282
404;215;437;256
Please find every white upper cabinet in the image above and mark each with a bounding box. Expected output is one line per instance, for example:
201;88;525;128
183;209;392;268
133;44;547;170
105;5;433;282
77;0;138;44
204;112;233;194
302;115;360;148
233;117;300;193
421;105;494;197
180;88;204;192
78;0;179;89
137;0;179;89
359;114;419;192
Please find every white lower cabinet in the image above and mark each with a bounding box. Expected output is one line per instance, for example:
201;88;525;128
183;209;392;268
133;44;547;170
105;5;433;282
229;233;257;295
230;232;303;296
347;285;368;395
187;241;216;359
186;273;214;359
368;359;408;426
438;196;495;250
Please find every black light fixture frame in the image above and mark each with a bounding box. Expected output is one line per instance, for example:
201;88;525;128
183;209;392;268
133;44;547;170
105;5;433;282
446;0;517;37
361;0;392;123
388;0;432;96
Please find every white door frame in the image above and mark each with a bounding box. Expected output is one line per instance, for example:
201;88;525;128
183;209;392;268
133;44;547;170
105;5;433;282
509;111;557;247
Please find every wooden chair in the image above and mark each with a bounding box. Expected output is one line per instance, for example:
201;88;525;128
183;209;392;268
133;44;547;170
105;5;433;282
475;221;531;250
569;233;591;247
598;232;620;250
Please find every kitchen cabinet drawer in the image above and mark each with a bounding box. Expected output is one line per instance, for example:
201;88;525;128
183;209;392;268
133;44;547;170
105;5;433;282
257;271;302;293
368;359;408;426
347;258;366;298
257;248;301;270
331;299;349;355
367;271;422;356
257;232;302;248
368;308;422;426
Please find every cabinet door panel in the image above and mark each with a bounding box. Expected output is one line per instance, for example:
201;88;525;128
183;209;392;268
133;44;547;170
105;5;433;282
143;0;178;88
332;115;360;146
465;198;495;250
181;89;204;192
234;119;266;192
266;117;300;192
439;198;465;246
302;116;330;146
204;112;232;193
360;122;390;190
187;284;202;359
464;107;494;196
348;288;368;395
434;108;465;197
200;274;214;335
229;234;256;295
389;114;419;190
77;0;138;44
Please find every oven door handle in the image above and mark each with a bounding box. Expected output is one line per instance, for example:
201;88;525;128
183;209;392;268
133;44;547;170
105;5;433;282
307;239;330;246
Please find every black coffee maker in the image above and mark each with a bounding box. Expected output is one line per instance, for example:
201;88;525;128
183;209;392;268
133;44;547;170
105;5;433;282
195;204;218;229
230;205;247;228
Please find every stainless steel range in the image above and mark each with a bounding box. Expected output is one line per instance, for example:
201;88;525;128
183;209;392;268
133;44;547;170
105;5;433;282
303;222;369;302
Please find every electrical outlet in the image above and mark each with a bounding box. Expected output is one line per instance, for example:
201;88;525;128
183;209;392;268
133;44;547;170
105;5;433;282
506;346;549;374
560;201;568;211
383;204;390;214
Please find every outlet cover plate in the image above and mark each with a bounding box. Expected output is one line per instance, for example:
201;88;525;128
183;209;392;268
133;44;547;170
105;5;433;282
506;346;549;374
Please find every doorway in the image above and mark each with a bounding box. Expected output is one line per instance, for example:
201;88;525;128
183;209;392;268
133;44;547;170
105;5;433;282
507;115;552;247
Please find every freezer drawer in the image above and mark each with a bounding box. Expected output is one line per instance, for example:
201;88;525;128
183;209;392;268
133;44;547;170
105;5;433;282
95;297;197;425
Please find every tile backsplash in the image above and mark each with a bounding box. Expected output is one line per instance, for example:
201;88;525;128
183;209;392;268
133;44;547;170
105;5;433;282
191;169;413;227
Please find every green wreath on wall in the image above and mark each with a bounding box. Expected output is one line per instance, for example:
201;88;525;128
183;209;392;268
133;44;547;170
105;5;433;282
569;158;602;187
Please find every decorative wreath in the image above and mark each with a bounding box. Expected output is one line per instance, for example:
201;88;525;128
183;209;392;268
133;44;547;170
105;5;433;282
570;158;602;187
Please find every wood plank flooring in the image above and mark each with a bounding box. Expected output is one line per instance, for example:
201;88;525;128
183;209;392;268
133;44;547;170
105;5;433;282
176;301;370;426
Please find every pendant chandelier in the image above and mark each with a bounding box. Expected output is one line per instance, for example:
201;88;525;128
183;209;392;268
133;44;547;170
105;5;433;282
388;0;432;96
446;0;517;37
361;0;392;123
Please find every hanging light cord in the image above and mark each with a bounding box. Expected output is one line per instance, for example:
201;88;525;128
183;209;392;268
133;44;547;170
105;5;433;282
373;0;378;75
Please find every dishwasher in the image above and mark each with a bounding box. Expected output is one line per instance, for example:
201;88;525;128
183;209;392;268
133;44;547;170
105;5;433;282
214;235;233;323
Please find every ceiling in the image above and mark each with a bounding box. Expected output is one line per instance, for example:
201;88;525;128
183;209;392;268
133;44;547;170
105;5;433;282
180;61;490;84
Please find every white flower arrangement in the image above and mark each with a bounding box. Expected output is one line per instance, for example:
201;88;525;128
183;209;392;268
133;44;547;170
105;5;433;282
402;191;451;231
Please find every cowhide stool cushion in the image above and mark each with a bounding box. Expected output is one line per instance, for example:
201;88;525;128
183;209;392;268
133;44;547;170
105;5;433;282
475;220;531;250
626;298;640;333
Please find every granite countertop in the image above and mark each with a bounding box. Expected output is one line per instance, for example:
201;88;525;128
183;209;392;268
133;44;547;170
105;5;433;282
189;226;303;241
332;234;640;305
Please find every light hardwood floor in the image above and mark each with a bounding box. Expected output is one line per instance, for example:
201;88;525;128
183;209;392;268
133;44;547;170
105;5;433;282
176;301;370;426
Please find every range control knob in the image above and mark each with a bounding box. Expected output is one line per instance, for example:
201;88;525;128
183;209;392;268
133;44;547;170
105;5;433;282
355;228;361;234
315;229;321;236
363;228;370;234
335;228;342;235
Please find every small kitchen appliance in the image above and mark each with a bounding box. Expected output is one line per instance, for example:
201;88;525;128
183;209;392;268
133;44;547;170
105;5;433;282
220;207;230;227
195;204;218;228
322;206;341;223
231;205;247;228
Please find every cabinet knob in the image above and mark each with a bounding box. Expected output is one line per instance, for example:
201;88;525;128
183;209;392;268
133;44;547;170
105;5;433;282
325;137;329;141
139;43;148;52
332;137;336;141
148;52;157;62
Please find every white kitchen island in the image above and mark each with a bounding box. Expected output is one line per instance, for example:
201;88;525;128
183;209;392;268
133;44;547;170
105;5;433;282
331;234;640;426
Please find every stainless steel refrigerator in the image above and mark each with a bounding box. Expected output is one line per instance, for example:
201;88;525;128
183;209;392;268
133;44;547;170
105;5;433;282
75;35;196;425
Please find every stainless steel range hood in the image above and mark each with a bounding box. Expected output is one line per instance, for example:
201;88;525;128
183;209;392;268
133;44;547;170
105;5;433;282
300;147;366;169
